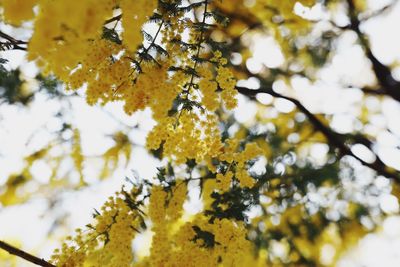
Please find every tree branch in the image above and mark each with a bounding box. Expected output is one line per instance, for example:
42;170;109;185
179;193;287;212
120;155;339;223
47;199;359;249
0;30;27;51
358;87;387;96
359;2;396;21
105;14;122;25
0;240;55;267
346;0;400;102
236;85;400;182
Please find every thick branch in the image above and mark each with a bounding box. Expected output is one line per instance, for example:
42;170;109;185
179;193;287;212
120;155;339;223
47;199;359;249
0;240;55;267
236;86;400;182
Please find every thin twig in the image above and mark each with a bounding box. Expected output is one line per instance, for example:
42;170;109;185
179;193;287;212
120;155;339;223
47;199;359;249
104;14;122;25
0;240;55;267
0;31;27;44
113;20;164;95
0;30;27;51
186;0;209;93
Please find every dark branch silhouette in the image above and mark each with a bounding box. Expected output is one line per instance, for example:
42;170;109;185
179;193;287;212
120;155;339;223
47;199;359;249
236;85;400;182
0;31;27;51
346;0;400;102
0;240;55;267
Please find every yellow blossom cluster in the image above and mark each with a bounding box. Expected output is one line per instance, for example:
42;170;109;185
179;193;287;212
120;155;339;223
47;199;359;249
142;47;239;164
216;139;264;190
146;111;224;164
121;63;179;119
66;38;121;102
166;183;187;221
148;186;168;225
8;1;241;169
145;184;258;266
1;1;283;266
1;0;243;169
198;67;219;112
51;190;143;267
214;51;238;109
27;0;116;79
156;217;258;267
197;51;238;111
216;171;234;191
65;39;177;121
148;182;187;225
22;0;156;81
16;0;166;120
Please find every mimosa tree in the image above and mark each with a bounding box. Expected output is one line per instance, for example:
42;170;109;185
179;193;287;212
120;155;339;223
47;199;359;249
1;0;399;266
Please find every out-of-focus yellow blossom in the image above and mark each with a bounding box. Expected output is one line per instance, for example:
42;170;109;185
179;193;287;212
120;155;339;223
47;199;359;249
1;0;38;25
121;0;157;52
